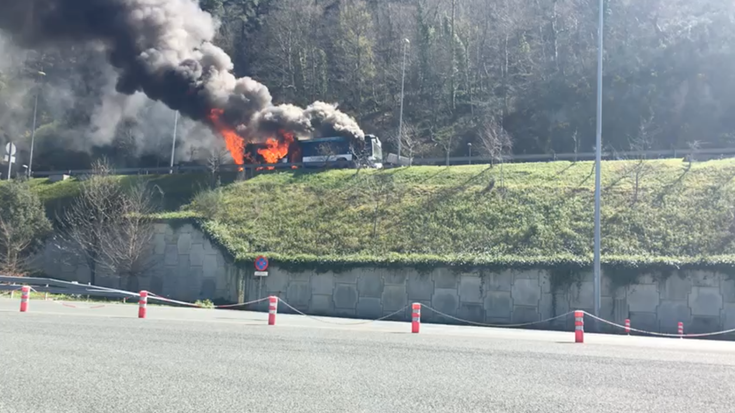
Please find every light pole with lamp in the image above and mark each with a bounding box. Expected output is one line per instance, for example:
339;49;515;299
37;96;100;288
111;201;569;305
593;0;605;321
169;110;179;174
397;38;410;164
27;70;46;178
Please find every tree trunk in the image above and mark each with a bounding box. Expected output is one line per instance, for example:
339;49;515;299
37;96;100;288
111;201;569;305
450;0;457;111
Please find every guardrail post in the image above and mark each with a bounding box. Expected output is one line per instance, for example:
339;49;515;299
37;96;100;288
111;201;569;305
574;310;584;343
268;296;278;325
411;303;421;334
138;291;148;319
19;285;30;312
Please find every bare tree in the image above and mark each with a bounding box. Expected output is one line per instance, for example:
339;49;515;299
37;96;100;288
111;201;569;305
58;159;159;288
353;172;396;240
626;115;658;204
316;142;346;168
478;118;513;190
686;139;701;169
350;140;369;175
206;146;230;188
431;126;455;167
95;181;158;286
392;122;421;166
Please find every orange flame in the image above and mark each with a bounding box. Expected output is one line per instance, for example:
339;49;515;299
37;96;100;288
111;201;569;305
257;131;295;170
207;108;245;166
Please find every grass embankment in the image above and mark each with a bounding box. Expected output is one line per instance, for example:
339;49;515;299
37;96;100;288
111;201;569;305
9;159;735;271
178;159;735;271
2;172;239;216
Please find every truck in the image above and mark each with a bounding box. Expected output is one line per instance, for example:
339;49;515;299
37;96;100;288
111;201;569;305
245;134;383;169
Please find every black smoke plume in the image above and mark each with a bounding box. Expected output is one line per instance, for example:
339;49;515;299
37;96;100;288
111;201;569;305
0;0;364;143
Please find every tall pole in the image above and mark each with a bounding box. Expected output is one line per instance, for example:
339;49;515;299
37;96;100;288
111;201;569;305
6;141;12;180
593;0;604;320
27;70;45;178
170;110;179;174
28;92;38;177
397;38;409;163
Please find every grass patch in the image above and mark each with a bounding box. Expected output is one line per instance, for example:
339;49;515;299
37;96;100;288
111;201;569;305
1;172;234;217
6;159;735;273
186;159;735;271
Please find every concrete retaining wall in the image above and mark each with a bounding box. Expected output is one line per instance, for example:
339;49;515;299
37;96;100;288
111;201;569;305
34;223;244;304
248;266;735;334
34;223;735;335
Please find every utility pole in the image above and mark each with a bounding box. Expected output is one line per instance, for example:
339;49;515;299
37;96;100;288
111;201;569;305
27;70;45;178
170;110;179;174
593;0;605;321
397;38;409;163
5;142;13;180
28;93;39;177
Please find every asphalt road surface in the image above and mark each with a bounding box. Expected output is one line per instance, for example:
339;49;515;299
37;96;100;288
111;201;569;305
2;298;735;413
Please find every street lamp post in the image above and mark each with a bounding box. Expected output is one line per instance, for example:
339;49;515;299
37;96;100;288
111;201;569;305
27;70;46;178
28;93;39;177
169;110;179;174
593;0;605;321
397;38;410;163
6;142;11;180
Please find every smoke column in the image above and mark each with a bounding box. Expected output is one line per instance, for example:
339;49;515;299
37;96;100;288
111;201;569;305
0;0;365;162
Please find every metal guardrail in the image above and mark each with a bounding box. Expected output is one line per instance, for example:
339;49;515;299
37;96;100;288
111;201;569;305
30;160;354;177
0;275;137;299
408;146;735;166
28;146;735;177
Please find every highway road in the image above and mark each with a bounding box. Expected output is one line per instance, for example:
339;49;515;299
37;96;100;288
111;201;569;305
1;298;735;413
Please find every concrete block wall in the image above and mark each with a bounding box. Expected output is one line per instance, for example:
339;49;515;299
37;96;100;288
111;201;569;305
34;223;243;304
245;264;735;335
247;266;566;327
33;222;735;336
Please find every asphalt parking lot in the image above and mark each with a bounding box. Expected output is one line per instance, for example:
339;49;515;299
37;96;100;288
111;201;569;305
2;298;735;413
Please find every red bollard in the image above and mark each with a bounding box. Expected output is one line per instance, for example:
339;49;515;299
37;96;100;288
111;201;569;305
625;319;631;335
411;303;421;334
268;296;278;326
678;321;684;338
574;310;584;343
19;286;30;312
138;291;148;319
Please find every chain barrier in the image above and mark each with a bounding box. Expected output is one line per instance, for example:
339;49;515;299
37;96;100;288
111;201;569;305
583;312;735;338
277;298;411;326
146;292;270;309
422;304;574;328
212;297;271;309
12;281;735;339
146;293;202;307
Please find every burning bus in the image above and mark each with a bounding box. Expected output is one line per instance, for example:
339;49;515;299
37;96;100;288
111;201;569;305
245;134;383;169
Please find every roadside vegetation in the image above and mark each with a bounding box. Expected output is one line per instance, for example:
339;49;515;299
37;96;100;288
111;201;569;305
183;158;735;271
4;158;735;273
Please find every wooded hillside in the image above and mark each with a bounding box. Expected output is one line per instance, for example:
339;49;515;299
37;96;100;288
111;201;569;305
1;0;734;170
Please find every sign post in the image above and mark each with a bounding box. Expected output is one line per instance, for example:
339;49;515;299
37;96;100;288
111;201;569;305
254;255;269;277
4;142;16;180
